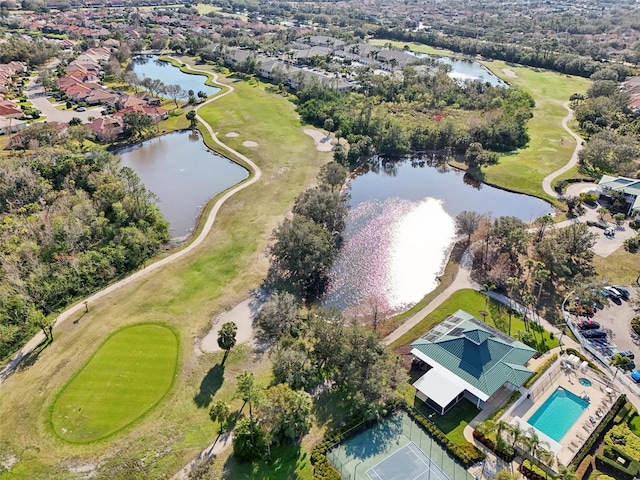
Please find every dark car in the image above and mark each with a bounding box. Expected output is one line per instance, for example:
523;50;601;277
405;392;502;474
612;286;630;299
612;349;635;360
578;320;600;330
581;329;607;338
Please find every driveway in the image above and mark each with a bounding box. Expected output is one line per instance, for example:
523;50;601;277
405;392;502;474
591;286;639;358
554;182;636;257
25;77;101;124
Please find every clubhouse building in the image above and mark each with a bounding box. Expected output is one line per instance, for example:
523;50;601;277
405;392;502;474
410;310;536;414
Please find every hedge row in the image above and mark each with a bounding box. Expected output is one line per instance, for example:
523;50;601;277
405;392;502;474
570;395;627;468
486;390;521;422
564;348;604;374
613;401;634;424
523;353;558;388
519;459;557;480
311;413;373;480
595;454;639;480
405;406;485;467
575;455;592;480
472;430;515;462
602;443;640;474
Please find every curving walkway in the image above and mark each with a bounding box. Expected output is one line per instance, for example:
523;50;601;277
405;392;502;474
0;62;262;384
541;102;584;198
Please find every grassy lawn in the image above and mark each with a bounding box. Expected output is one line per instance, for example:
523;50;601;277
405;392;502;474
390;289;559;352
629;414;640;436
51;323;178;443
593;249;640;285
369;39;459;57
480;60;590;202
412;398;480;446
0;60;330;478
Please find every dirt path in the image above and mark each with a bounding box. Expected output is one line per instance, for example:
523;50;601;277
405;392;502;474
541;101;585;198
0;63;261;385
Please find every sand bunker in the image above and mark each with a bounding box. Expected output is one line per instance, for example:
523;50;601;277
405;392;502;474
304;128;334;152
225;131;240;137
243;140;258;147
200;299;256;353
502;68;517;78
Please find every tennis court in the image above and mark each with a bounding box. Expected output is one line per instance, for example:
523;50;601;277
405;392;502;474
366;442;450;480
327;412;473;480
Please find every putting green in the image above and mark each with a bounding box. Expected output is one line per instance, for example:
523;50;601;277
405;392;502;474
51;323;178;443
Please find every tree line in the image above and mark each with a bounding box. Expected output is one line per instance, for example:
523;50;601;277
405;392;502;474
456;211;597;326
0;149;169;360
297;67;533;167
571;70;640;179
374;27;631;80
214;162;406;463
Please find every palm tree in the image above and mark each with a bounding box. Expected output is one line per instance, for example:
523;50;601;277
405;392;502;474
557;465;577;480
610;353;631;380
510;422;523;450
537;448;555;479
481;283;496;322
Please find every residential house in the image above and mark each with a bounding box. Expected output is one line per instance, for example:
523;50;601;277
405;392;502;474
115;105;168;123
597;175;640;214
410;310;535;414
0;100;23;119
88;116;125;141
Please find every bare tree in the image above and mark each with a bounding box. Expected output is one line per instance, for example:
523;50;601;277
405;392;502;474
164;84;186;108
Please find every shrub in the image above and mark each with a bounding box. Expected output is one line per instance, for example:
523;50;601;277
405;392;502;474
519;459;556;480
575;455;592;479
487;391;521;422
595;455;638;479
605;423;640;458
624;235;640;253
472;429;515;462
631;317;640;336
524;353;558;388
565;348;603;374
629;220;640;230
580;192;598;205
571;395;627;468
407;406;484;466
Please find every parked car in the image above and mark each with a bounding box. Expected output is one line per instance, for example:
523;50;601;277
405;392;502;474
631;370;640;383
604;286;622;299
612;285;630;299
578;320;600;330
611;349;635;359
604;227;615;237
76;106;87;112
581;329;607;338
599;289;609;298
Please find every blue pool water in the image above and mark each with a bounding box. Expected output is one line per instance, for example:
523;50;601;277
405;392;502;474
528;387;589;442
579;377;592;387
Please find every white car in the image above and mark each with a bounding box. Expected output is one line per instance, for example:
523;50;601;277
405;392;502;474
604;227;615;237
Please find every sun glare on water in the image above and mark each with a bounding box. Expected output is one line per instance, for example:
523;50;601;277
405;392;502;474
324;197;455;315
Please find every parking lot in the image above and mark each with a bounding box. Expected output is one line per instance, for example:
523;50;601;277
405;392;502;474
590;286;638;361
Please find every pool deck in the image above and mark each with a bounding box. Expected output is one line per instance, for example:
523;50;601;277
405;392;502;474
502;360;618;466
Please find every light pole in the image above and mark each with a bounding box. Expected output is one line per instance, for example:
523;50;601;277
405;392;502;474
354;460;364;479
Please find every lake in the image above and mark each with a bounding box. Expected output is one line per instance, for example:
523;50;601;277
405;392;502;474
408;51;507;87
322;156;552;315
117;131;248;240
129;56;220;98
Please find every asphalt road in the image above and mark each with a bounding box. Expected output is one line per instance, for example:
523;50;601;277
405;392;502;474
26;77;102;124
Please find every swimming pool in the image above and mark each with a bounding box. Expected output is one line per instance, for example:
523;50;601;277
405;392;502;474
528;387;589;442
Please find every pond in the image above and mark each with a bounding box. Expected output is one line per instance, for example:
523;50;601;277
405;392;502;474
117;131;248;240
409;51;507;87
129;56;220;98
322;156;552;316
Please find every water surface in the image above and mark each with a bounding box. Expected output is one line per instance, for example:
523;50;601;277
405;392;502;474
117;131;248;239
323;157;552;315
130;56;220;98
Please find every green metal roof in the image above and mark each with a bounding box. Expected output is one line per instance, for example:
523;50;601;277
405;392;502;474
411;310;535;397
